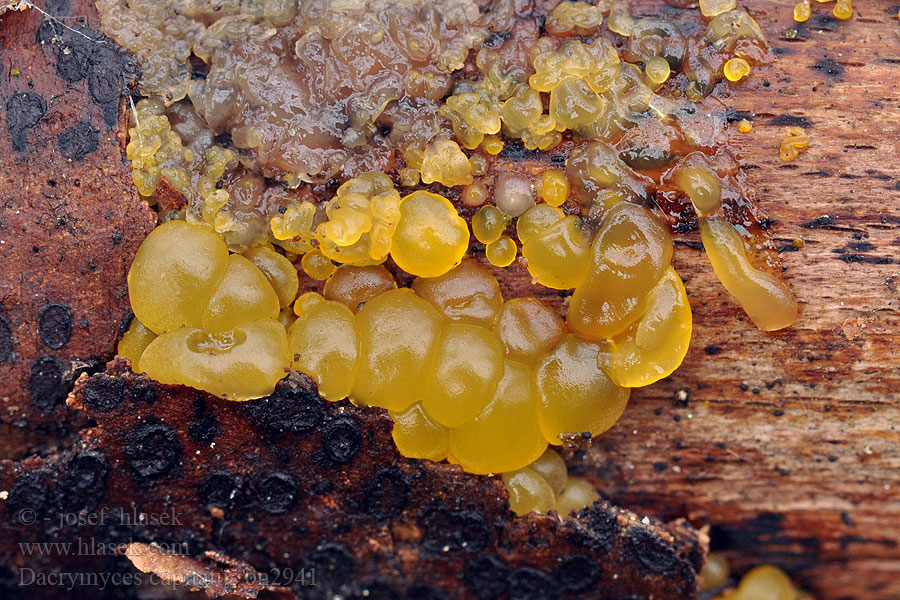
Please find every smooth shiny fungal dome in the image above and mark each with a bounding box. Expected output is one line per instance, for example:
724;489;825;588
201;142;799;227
390;191;470;278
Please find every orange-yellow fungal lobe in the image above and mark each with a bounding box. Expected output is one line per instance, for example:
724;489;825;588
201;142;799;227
723;57;751;82
737;118;753;133
390;403;450;462
700;553;731;591
516;204;566;244
700;216;799;331
317;172;402;266
567;202;673;340
538;170;570;207
127;221;290;399
545;1;603;36
780;126;809;162
675;167;722;217
419;138;474;187
521;214;592;290
535;334;630;444
713;565;798;600
324;265;397;312
412;259;503;328
472;205;506;244
449;360;547;474
390;191;470;278
793;0;811;22
496;298;567;365
293;292;324;317
644;56;671;87
422;323;504;427
242;245;299;309
555;476;600;517
699;0;737;18
485;236;518;267
530;448;568;495
352;288;443;412
598;268;692;387
201;254;280;332
118;318;157;373
288;300;359;402
300;250;337;281
128;220;229;335
502;468;556;515
140;320;290;401
833;0;851;20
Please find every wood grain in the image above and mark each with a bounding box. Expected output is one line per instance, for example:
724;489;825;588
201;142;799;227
574;2;900;598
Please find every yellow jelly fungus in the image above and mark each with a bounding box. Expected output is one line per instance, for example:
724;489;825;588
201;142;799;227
128;220;229;335
699;0;737;18
481;135;505;155
502;468;556;515
675;167;722;217
390;403;450;462
301;250;337;281
568;203;673;340
422;323;504;427
834;0;851;20
546;1;603;36
598;268;692;387
521;215;592;290
516;204;566;244
723;57;751;82
323;265;397;312
352;288;443;412
411;259;504;328
419;138;474;187
141;321;289;401
713;565;799;600
449;360;547;474
118;318;157;372
128;221;290;399
270;202;318;254
485;236;518;267
645;56;671;87
390;191;470;277
293;292;325;317
472;205;507;244
780;126;809;162
462;183;489;207
555;476;600;517
496;298;568;365
793;0;811;22
700;553;731;591
529;448;568;494
316;172;402;266
700;216;799;331
538;170;569;207
242;246;300;309
502;449;602;517
288;300;359;402
536;334;630;444
200;254;280;332
737;118;753;133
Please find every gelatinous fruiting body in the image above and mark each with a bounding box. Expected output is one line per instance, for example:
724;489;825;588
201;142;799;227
700;216;799;331
390;191;470;278
568;203;673;340
501;449;601;517
127;221;289;399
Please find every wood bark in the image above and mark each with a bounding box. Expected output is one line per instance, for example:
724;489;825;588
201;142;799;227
579;2;900;598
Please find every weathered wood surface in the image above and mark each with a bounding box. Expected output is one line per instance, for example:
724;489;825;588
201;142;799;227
576;2;900;598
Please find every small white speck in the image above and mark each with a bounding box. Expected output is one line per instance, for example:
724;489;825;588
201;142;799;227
0;491;8;500
632;429;638;435
641;516;651;525
672;466;682;473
